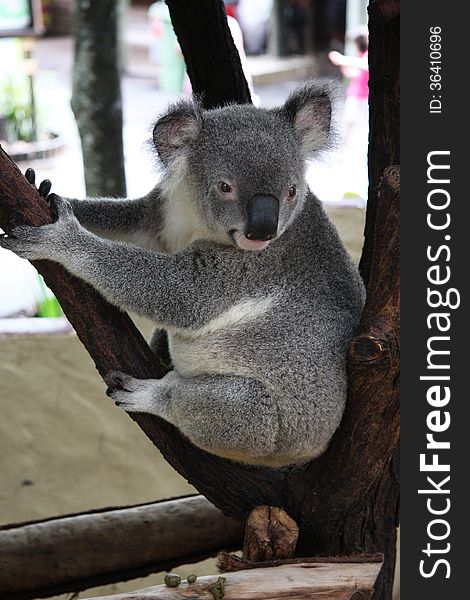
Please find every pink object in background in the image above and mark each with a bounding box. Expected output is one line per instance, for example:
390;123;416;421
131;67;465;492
346;50;369;99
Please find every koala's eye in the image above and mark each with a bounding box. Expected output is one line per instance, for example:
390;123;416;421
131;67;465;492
218;181;233;194
287;185;297;199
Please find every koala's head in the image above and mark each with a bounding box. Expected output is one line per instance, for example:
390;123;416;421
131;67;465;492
153;81;336;251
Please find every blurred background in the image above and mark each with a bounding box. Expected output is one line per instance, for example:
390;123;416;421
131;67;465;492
0;1;374;598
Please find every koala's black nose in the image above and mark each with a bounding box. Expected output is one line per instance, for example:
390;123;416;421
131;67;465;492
245;195;279;241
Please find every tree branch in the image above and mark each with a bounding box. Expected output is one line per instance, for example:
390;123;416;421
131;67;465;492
166;0;252;108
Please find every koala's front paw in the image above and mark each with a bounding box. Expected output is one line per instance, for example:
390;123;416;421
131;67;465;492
105;371;159;415
0;196;78;261
0;225;53;260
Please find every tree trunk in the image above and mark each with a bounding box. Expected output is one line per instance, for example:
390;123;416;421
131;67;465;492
360;0;400;285
0;496;243;600
0;0;399;598
71;0;127;197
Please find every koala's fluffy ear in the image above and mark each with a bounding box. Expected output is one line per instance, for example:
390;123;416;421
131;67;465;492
153;99;202;164
282;80;337;156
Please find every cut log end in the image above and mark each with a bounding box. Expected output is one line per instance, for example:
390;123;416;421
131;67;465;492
242;506;299;562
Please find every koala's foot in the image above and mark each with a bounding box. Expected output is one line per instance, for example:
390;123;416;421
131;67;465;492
105;371;164;415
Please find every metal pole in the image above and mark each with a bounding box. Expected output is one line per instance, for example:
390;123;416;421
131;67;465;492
268;0;286;57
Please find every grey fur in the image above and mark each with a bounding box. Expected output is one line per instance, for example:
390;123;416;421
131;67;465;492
1;80;365;467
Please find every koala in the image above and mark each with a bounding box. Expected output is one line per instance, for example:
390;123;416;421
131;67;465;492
1;81;365;467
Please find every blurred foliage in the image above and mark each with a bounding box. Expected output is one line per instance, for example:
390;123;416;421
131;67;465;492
0;74;35;142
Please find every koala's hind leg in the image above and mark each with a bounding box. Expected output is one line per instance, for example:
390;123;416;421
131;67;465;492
106;371;279;464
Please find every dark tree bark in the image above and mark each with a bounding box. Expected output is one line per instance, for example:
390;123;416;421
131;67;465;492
357;4;400;595
71;0;126;197
0;0;399;598
360;0;400;284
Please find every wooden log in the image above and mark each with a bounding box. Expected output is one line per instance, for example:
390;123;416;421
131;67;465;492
0;496;243;600
83;562;383;600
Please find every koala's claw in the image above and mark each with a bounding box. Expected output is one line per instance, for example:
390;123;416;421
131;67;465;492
25;168;36;186
104;371;157;415
104;370;136;391
25;168;53;200
38;179;52;198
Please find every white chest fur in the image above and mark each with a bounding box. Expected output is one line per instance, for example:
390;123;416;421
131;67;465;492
160;189;209;252
158;157;211;253
166;296;276;378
